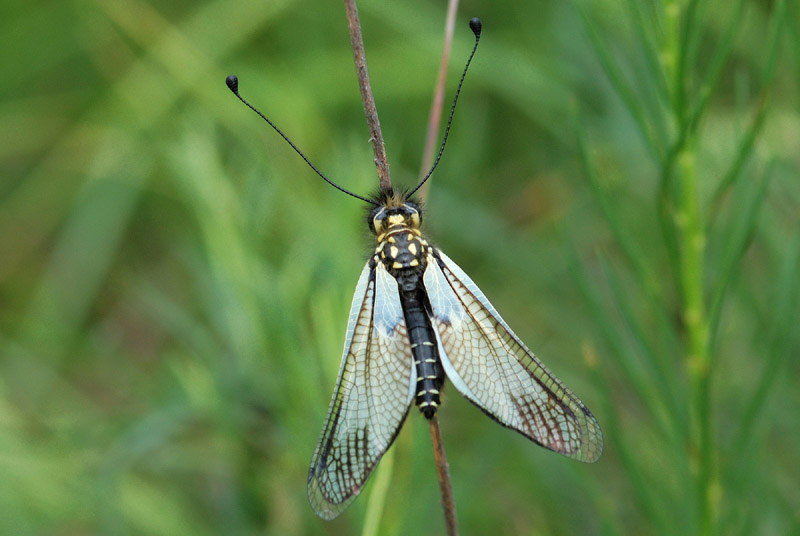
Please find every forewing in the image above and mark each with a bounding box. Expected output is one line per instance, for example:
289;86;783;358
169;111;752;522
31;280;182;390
424;250;603;463
308;261;415;519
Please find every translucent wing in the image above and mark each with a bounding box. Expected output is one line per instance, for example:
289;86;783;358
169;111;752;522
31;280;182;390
424;249;603;462
308;261;416;519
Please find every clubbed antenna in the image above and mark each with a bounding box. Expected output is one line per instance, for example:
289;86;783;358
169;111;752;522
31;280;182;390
408;18;482;198
226;75;378;205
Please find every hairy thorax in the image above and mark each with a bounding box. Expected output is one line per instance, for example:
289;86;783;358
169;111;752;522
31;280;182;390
370;200;430;291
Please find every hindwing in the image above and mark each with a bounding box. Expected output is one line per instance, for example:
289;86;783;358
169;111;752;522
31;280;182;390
424;249;603;463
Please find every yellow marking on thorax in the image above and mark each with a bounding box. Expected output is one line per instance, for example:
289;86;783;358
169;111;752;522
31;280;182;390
387;214;405;226
378;226;410;244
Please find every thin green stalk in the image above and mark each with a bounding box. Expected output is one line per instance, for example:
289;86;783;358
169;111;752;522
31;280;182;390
362;448;395;536
660;0;746;271
662;0;682;114
661;2;719;528
657;142;682;290
674;140;715;535
675;0;701;124
683;0;710;87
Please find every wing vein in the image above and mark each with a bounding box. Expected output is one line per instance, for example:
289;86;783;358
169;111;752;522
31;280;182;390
426;249;603;462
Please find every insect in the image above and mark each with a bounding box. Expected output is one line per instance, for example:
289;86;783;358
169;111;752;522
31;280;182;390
227;17;602;520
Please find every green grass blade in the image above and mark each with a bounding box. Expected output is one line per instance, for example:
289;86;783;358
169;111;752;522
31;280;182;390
718;231;800;533
564;239;675;442
707;162;774;355
708;0;786;222
577;2;663;162
575;111;663;304
731;231;800;459
683;0;747;134
361;447;395;536
587;357;673;532
595;252;685;438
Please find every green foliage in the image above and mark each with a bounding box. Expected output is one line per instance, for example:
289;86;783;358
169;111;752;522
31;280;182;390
1;0;798;534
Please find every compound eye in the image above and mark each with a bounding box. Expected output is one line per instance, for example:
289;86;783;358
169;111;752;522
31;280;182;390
372;213;386;234
402;203;421;228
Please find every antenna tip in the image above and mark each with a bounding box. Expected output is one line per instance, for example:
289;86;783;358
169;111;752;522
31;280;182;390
226;74;239;94
469;18;482;38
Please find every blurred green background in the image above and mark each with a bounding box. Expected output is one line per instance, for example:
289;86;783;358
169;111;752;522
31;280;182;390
2;0;799;534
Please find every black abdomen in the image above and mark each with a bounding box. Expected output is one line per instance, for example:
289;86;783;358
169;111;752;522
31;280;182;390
398;281;444;419
376;223;441;418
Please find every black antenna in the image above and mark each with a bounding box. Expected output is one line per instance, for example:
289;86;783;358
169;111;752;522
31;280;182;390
225;75;378;205
408;17;482;198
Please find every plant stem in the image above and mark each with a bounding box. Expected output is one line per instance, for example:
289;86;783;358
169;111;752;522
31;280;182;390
343;2;459;532
663;1;716;532
429;415;458;536
419;1;460;530
417;0;460;196
675;139;714;535
344;0;392;192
